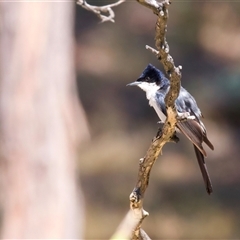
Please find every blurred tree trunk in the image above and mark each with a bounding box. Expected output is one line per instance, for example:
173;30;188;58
0;2;89;238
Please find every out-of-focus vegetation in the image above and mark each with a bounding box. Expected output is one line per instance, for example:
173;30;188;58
75;1;240;238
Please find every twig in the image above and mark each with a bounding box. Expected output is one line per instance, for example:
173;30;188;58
76;0;125;23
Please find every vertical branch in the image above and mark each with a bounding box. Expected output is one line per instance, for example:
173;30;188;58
130;0;182;239
77;0;182;239
112;0;182;236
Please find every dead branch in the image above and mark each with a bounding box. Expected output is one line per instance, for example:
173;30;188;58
110;0;182;239
76;0;125;23
77;0;182;238
111;0;181;236
129;0;182;238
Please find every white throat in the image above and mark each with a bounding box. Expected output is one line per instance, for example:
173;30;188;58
137;82;166;122
137;82;159;100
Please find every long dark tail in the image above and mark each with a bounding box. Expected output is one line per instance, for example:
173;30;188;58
193;145;213;194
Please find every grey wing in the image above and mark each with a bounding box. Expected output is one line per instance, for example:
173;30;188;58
177;119;207;155
155;86;214;152
155;90;167;116
176;87;214;194
156;86;202;120
156;86;214;194
176;87;214;155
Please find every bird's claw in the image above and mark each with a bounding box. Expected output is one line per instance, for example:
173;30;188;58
177;111;195;122
157;120;164;127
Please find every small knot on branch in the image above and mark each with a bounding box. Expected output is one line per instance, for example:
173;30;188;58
129;192;139;205
139;158;144;164
129;187;141;204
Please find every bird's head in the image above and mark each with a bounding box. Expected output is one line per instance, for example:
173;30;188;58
127;64;167;92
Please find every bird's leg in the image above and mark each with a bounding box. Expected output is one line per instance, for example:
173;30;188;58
157;120;164;127
155;120;164;137
156;120;179;143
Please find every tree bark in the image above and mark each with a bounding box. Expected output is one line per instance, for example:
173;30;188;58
0;2;89;238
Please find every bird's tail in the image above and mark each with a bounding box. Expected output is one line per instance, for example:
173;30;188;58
193;145;213;194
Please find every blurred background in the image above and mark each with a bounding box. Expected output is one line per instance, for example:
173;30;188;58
0;0;239;239
76;0;240;239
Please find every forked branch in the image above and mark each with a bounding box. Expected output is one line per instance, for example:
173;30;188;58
76;0;125;23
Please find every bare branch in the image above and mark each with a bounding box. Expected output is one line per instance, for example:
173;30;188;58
129;0;182;239
111;0;181;236
79;0;182;239
76;0;125;23
136;0;162;14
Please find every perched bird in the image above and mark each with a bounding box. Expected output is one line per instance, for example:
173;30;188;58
127;64;214;194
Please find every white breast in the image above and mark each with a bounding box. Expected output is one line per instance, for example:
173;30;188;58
137;82;166;122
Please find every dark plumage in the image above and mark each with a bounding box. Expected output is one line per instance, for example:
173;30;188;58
127;64;214;194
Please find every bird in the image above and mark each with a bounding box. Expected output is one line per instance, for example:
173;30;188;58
127;64;214;194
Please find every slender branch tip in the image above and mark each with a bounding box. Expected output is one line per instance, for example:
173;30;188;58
76;0;125;23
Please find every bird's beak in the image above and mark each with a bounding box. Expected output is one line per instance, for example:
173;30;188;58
126;81;141;87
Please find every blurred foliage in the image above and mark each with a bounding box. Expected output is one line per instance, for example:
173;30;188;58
75;1;240;239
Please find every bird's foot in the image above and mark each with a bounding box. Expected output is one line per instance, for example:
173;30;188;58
170;131;179;143
156;120;165;137
177;111;195;122
156;122;179;143
156;126;162;138
157;120;164;127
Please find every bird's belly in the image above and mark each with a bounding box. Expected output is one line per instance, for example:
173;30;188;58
149;98;166;122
